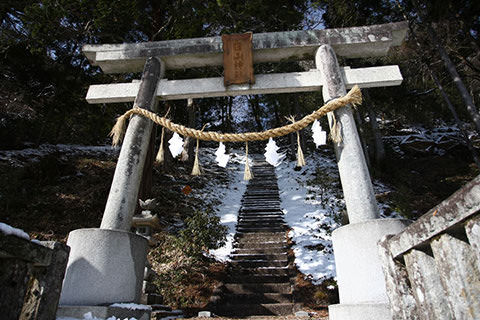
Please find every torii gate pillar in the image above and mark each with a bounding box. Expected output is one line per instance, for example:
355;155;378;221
316;45;410;320
59;57;165;307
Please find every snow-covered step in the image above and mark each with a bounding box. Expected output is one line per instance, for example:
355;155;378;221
237;219;285;225
242;196;280;201
223;283;293;294
230;259;289;268
238;213;284;218
215;158;298;317
230;267;294;276
238;218;285;222
241;203;281;208
241;202;281;207
241;201;281;205
238;211;284;215
240;209;283;214
237;222;286;228
235;231;286;241
222;292;293;304
244;191;279;195
214;302;296;316
230;253;287;260
238;210;284;215
240;208;282;213
234;241;287;249
228;274;291;283
236;227;286;232
245;186;278;189
233;247;288;254
236;226;286;232
238;216;284;220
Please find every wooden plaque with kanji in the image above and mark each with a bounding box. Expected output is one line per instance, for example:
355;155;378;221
222;32;255;86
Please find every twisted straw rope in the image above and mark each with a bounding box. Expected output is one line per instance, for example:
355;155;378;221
110;85;362;145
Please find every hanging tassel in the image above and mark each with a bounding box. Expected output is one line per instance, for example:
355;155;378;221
109;111;133;146
191;123;207;176
155;108;171;163
330;115;342;144
296;131;306;167
155;127;165;163
244;142;253;180
286;115;305;167
191;138;202;176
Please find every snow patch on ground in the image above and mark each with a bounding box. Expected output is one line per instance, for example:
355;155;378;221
207;150;247;261
0;222;30;240
56;312;137;320
383;124;474;157
109;303;151;310
277;151;343;284
0;144;118;167
277;149;398;284
204;145;398;275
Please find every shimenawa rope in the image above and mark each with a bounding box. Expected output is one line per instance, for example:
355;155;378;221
109;85;362;146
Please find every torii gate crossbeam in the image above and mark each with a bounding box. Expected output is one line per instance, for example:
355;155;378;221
83;21;407;73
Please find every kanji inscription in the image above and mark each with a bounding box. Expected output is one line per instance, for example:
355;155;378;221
222;32;255;86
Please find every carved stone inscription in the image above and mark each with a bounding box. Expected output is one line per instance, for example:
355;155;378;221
222;32;254;86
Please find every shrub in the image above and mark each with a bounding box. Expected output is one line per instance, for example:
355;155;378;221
149;209;227;308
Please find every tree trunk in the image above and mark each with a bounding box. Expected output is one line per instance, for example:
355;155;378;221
412;0;480;133
364;91;385;168
288;101;296;160
187;104;196;166
430;71;480;168
293;98;306;153
161;104;175;173
220;101;225;131
181;99;196;167
353;105;372;170
250;95;263;131
273;103;281;127
162;129;174;172
428;25;480;133
398;0;480;168
226;96;233;132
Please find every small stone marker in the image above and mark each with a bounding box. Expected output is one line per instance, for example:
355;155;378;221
295;310;310;317
198;310;212;317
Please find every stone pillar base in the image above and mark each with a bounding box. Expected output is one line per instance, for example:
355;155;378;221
329;303;392;320
330;218;411;320
57;305;150;320
59;228;148;306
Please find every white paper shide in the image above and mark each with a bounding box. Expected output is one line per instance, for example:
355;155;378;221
215;142;230;167
264;138;284;167
168;133;184;158
312;120;327;147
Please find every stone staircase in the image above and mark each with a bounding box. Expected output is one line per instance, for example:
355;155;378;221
214;157;298;317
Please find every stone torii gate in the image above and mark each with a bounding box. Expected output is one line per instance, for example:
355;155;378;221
60;22;409;320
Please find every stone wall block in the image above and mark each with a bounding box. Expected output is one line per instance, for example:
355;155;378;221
465;215;480;270
430;232;480;320
403;248;451;319
20;242;70;320
378;235;418;320
0;258;31;319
